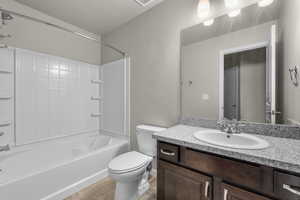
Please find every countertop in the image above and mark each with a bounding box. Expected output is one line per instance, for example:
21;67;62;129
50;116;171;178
153;125;300;174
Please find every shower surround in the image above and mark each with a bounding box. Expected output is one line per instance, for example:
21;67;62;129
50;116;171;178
0;47;130;200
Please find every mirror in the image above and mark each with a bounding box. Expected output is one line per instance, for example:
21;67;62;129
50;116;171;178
181;0;300;125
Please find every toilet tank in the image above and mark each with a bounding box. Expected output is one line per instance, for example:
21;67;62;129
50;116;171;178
136;125;166;156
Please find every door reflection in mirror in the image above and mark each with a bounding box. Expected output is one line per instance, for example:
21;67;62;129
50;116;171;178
223;47;267;123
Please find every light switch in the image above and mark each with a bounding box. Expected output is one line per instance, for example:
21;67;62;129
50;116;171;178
202;93;209;100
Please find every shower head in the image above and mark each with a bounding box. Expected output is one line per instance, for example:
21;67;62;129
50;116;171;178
1;12;13;21
1;12;13;25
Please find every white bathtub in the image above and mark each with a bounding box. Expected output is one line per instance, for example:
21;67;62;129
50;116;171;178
0;133;129;200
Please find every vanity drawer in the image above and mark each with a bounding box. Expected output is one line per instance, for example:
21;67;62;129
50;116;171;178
181;148;272;192
275;171;300;200
158;142;179;163
221;183;273;200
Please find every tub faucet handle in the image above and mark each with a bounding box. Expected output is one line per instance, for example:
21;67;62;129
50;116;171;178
0;144;10;152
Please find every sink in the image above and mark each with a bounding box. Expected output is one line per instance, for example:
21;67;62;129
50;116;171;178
193;130;269;150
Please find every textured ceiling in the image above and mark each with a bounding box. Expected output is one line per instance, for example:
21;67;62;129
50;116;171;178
14;0;164;34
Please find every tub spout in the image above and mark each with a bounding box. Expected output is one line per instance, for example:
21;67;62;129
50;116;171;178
0;144;10;152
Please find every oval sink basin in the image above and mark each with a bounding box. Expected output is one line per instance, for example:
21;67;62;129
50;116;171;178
193;130;269;150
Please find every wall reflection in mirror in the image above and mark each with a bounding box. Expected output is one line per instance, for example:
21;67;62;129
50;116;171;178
181;0;300;126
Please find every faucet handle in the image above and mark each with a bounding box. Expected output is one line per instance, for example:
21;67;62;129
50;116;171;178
0;144;10;151
226;119;240;134
217;120;226;129
236;122;246;133
217;119;226;126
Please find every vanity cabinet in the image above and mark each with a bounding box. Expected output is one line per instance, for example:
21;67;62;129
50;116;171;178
157;141;300;200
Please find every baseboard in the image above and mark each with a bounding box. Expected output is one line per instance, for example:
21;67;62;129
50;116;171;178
41;169;109;200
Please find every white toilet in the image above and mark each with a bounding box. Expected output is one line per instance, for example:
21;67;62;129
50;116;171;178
108;125;166;200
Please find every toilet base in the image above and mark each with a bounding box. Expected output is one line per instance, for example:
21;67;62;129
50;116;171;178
114;180;139;200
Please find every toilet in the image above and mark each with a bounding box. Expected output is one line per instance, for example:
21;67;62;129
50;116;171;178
108;125;166;200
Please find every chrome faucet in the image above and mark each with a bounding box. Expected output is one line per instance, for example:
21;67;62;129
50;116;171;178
0;144;10;152
217;119;242;134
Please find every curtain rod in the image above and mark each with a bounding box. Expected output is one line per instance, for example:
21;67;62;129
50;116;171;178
0;8;100;42
0;7;127;56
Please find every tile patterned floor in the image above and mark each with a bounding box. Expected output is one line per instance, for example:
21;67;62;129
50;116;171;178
65;176;156;200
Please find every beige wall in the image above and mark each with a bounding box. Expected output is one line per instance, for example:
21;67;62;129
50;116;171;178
0;0;101;64
278;0;300;125
102;0;199;148
181;21;274;120
101;0;263;148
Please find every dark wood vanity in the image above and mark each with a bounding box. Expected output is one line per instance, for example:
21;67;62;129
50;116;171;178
157;141;300;200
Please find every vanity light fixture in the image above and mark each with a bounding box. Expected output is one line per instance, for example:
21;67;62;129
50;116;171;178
224;0;238;8
258;0;274;7
228;9;241;17
203;19;214;26
197;0;211;19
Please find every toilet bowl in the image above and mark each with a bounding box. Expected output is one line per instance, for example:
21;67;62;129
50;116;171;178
108;125;166;200
109;151;152;200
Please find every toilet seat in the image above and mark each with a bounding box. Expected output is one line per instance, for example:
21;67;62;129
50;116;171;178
108;151;151;174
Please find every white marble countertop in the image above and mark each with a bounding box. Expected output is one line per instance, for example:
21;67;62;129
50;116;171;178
153;125;300;174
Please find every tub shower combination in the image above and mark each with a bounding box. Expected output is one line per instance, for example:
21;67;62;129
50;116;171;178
0;134;128;200
0;47;129;200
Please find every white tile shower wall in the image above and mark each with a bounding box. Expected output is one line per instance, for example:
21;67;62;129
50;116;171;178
0;48;14;146
15;49;100;145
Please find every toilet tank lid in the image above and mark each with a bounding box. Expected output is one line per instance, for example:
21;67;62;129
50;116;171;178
136;125;166;132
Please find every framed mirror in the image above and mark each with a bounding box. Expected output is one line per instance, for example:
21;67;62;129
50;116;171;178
181;0;300;126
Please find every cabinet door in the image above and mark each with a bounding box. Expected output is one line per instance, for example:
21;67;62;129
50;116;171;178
158;160;212;200
222;184;272;200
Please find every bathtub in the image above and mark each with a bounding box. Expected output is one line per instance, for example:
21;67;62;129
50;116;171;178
0;133;129;200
